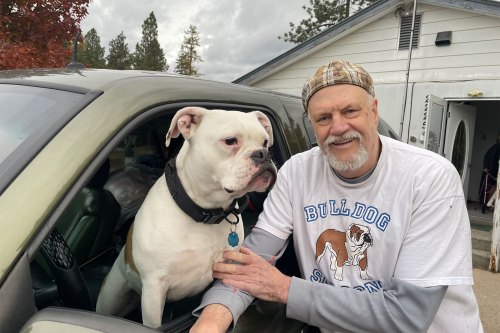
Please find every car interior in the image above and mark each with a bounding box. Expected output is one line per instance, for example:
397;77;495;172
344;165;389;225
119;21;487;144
28;106;302;332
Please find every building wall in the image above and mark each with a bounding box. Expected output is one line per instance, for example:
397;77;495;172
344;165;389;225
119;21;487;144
252;3;500;138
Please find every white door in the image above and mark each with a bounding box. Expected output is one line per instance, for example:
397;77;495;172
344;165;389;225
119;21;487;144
443;103;477;199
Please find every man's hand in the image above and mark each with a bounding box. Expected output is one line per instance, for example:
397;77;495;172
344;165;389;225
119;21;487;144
190;304;232;333
212;247;292;304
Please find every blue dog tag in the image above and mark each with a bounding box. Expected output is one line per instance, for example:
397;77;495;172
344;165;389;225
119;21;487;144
228;232;239;247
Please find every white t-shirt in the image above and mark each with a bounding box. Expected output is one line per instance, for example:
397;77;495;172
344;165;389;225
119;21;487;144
256;135;483;332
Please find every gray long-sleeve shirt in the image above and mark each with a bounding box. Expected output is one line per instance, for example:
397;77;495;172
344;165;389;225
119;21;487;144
194;227;446;333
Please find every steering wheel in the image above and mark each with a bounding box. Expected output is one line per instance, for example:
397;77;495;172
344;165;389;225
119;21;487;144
39;228;93;311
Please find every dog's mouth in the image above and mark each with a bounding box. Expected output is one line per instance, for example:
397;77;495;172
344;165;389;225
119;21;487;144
248;162;277;191
223;161;277;194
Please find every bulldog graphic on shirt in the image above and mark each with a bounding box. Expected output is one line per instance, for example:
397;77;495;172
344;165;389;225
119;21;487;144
315;223;373;281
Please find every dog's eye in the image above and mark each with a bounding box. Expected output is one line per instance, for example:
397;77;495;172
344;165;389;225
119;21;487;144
224;137;238;145
263;139;269;148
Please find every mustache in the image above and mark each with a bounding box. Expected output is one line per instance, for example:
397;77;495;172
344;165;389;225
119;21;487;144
324;131;362;145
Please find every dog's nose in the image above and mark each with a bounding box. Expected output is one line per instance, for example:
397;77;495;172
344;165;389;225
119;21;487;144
364;233;372;244
251;149;269;164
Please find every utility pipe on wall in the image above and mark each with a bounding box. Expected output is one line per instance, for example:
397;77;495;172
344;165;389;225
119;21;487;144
398;0;418;141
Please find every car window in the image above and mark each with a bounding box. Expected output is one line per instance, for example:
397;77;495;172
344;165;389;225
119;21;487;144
29;105;289;330
0;85;83;162
303;112;317;147
0;84;86;193
108;116;171;173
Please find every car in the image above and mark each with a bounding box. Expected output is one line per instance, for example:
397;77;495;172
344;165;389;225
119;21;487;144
0;68;399;333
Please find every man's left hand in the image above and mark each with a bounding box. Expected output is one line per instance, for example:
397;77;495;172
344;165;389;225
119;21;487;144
212;247;292;304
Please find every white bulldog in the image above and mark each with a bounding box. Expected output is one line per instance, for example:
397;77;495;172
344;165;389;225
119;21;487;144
96;106;277;328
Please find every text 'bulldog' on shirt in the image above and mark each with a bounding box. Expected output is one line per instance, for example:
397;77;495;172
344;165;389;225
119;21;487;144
303;199;390;232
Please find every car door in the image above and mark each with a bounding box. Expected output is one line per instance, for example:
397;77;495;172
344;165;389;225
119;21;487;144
3;98;296;332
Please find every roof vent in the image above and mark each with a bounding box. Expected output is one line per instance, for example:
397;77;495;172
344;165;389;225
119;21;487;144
398;13;422;50
435;31;452;46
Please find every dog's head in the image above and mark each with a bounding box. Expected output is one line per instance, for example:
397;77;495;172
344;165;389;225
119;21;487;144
166;107;277;196
346;224;373;247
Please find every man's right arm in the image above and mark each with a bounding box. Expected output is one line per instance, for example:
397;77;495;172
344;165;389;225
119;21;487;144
190;304;233;333
190;228;289;332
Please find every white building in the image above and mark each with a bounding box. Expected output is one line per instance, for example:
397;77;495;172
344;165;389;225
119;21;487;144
235;0;500;204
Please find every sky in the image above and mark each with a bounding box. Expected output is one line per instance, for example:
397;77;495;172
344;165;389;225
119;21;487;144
80;0;309;82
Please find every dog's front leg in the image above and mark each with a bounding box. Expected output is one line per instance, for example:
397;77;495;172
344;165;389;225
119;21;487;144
358;251;371;280
141;280;167;328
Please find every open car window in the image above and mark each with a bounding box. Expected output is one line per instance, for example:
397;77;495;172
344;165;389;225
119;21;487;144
28;104;292;332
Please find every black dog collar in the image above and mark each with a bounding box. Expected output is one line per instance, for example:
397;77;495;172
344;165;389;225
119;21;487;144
164;157;248;225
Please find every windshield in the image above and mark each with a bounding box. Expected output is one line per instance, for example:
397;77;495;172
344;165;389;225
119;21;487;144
0;84;85;191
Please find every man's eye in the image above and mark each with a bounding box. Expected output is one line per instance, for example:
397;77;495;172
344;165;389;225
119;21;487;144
316;116;329;125
225;137;238;145
345;109;360;118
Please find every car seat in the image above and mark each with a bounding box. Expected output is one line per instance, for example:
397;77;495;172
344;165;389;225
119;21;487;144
32;159;121;310
56;159;120;266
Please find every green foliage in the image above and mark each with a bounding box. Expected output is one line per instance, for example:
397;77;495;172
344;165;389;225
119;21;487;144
279;0;377;44
132;12;168;71
106;32;132;70
79;28;106;68
174;25;203;76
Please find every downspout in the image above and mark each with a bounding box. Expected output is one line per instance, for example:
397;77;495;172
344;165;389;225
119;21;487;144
398;0;418;141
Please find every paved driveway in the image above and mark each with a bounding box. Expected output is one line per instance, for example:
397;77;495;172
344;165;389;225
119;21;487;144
473;268;500;332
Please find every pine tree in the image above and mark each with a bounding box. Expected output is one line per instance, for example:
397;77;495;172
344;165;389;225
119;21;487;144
107;32;131;70
79;28;106;68
279;0;377;44
174;25;203;76
132;12;168;71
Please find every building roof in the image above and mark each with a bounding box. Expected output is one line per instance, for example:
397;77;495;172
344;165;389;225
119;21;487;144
234;0;500;85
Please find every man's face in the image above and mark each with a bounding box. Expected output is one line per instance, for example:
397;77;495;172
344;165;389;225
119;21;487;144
307;84;380;178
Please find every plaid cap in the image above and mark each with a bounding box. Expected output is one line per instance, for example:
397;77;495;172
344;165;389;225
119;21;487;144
302;59;375;110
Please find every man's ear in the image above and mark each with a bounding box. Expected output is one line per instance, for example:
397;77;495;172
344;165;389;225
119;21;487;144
371;97;379;128
165;107;207;147
250;111;274;147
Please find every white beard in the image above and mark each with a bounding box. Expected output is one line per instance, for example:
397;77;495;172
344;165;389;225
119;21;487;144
323;131;368;172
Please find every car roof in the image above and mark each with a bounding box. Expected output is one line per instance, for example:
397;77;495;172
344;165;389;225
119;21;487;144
0;68;185;90
0;68;302;99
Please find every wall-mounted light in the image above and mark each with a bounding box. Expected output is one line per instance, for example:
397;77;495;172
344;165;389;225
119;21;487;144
395;5;411;17
435;31;452;46
468;89;483;97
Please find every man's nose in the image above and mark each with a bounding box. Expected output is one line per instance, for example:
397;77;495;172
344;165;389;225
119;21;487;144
329;116;350;136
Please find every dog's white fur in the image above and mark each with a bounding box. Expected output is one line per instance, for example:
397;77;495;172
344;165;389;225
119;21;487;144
96;107;277;328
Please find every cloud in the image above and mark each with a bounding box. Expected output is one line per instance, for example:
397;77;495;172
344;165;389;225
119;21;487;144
81;0;306;82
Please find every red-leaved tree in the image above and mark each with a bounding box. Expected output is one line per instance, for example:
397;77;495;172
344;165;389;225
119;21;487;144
0;0;91;69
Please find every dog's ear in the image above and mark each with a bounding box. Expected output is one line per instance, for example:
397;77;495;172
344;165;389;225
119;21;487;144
250;111;274;147
349;224;362;241
166;107;207;147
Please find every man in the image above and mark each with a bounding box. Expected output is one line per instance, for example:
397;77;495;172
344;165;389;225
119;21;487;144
479;134;500;213
191;59;483;332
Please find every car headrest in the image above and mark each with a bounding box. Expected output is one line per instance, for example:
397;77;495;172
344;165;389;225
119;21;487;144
87;159;110;188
